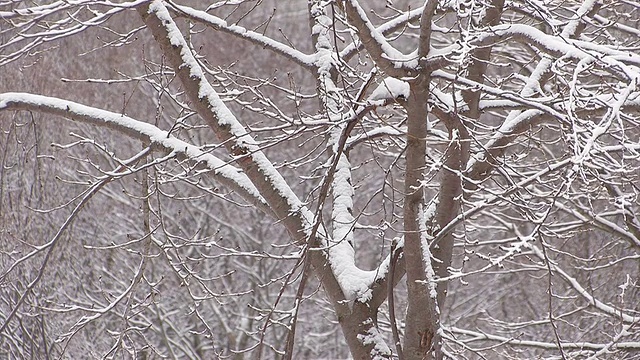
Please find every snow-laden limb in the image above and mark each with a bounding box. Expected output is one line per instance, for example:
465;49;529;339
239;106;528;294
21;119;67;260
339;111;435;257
310;0;362;300
0;0;73;19
142;3;393;357
444;326;640;351
309;0;394;305
311;0;387;313
476;23;640;80
339;6;425;61
328;155;364;299
304;3;398;359
593;13;640;38
0;92;271;215
572;74;639;166
138;1;312;229
418;204;439;304
339;0;416;76
464;0;611;184
345;125;405;151
356;323;392;360
514;0;594;99
166;1;315;69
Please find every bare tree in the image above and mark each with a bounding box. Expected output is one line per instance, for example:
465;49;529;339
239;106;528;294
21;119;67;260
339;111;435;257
1;0;639;359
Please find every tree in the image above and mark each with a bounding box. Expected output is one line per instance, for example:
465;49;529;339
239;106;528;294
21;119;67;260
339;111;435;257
1;0;639;358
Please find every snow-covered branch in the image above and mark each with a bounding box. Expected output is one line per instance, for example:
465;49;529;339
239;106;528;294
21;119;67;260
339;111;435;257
0;92;271;214
445;326;640;351
166;1;315;69
138;0;311;231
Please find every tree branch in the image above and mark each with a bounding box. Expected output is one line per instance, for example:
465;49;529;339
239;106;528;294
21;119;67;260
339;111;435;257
0;92;272;216
166;0;315;70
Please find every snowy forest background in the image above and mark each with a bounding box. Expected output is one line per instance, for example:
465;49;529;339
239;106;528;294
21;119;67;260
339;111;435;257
0;0;639;359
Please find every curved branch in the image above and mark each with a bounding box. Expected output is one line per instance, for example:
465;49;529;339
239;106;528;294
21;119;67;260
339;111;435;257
0;92;272;216
137;5;360;359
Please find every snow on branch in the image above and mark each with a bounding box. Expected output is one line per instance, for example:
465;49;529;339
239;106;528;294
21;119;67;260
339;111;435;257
529;245;639;324
433;70;568;121
308;1;390;304
445;326;640;352
139;0;311;230
139;3;384;324
339;0;416;76
0;92;271;214
166;1;315;69
339;6;424;61
476;23;640;80
368;77;410;102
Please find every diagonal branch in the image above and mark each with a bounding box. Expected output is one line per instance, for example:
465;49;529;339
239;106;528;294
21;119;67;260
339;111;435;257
338;0;413;77
339;6;425;62
0;92;272;215
166;0;315;70
137;0;309;234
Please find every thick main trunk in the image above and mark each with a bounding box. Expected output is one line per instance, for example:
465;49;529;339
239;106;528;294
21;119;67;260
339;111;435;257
402;75;441;360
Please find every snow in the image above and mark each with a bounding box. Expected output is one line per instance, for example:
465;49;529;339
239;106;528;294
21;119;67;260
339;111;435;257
339;6;424;60
332;156;355;242
368;77;410;101
346;125;405;149
308;1;391;304
419;203;439;303
148;2;249;134
147;0;311;218
147;1;396;305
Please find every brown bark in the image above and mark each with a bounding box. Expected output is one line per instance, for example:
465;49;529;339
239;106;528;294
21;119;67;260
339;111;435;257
401;1;443;358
